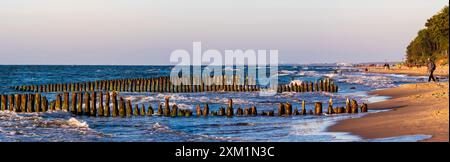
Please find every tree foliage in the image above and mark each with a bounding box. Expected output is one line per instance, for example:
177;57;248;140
406;6;449;65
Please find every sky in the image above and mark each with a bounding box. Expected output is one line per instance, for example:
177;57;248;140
0;0;448;65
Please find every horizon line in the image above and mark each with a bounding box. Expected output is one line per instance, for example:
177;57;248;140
0;61;402;66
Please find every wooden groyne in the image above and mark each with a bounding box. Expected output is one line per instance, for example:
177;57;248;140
0;92;366;118
11;76;338;93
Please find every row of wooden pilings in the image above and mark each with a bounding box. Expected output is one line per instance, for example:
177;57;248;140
275;98;368;116
278;79;338;93
12;76;338;93
0;92;366;117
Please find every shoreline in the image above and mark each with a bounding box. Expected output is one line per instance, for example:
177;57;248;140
328;82;449;142
358;66;449;77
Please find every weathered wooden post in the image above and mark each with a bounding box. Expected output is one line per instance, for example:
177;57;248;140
226;98;234;117
327;98;334;114
267;110;275;116
76;93;83;115
203;103;209;117
314;102;322;115
1;95;6;111
327;105;334;114
345;98;351;113
75;83;79;92
126;100;132;117
243;107;249;116
26;94;33;112
112;92;119;117
35;94;41;112
53;94;61;111
7;94;14;111
250;106;257;116
185;109;193;117
70;83;77;92
171;104;178;117
63;83;67;92
314;82;319;92
70;92;77;114
333;107;339;114
97;92;104;116
14;94;21;112
196;104;202;116
236;107;243;116
163;96;170;117
63;92;69;111
360;103;368;113
140;104;146;116
278;103;285;116
285;102;292;116
156;103;163;116
104;92;110;117
327;79;332;92
90;81;96;91
90;92;97;116
351;99;358;113
301;100;307;115
21;94;27;112
293;108;299;115
84;92;90;115
134;104;140;116
41;96;48;112
261;111;268;116
303;82;308;92
107;80;111;91
119;97;125;117
50;101;56;111
147;104;154;116
178;109;185;117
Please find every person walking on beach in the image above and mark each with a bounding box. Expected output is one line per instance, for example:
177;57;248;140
427;58;436;82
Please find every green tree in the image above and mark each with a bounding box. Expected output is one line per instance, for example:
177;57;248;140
406;6;449;65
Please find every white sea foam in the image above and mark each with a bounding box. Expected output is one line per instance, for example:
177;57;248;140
338;75;395;88
297;71;318;76
366;135;432;142
66;118;89;128
287;114;369;142
289;80;303;86
323;73;339;78
152;122;172;132
279;70;297;75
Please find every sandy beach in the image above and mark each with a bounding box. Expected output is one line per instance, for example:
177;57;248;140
361;65;449;77
329;82;449;142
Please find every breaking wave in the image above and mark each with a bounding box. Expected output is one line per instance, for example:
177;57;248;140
0;111;108;142
337;75;396;88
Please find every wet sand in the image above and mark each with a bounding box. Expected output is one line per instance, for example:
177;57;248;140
328;82;449;142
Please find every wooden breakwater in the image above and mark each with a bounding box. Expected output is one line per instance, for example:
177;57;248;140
277;78;338;93
0;92;366;117
11;76;338;93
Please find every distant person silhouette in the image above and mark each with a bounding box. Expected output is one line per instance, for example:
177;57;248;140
427;58;436;82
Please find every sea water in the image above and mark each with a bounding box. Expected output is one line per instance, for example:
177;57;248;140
0;65;437;142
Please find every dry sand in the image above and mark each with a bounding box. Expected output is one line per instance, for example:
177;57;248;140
328;82;449;142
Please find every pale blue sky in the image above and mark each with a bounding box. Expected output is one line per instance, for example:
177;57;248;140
0;0;448;65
